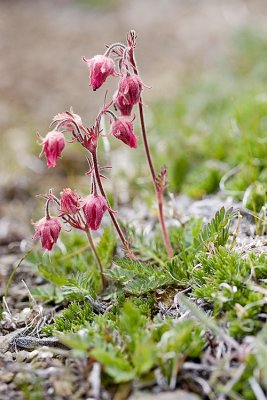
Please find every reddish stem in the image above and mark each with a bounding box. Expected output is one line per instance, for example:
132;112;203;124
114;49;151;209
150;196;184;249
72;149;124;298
130;53;173;258
91;150;135;259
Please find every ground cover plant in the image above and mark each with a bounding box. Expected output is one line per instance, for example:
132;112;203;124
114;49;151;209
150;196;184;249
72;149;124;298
2;28;267;400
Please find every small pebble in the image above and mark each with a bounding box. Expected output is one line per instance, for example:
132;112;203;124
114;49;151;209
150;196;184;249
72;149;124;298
14;372;32;385
16;350;29;362
28;349;39;361
4;351;13;362
53;380;73;397
1;372;14;383
0;383;8;393
37;350;53;360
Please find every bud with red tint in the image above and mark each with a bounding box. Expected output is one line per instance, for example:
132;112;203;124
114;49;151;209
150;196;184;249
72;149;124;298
39;130;65;168
52;111;83;132
110;117;138;149
113;90;133;116
82;127;98;153
60;188;80;215
33;216;61;251
82;194;108;230
83;55;115;91
117;74;142;106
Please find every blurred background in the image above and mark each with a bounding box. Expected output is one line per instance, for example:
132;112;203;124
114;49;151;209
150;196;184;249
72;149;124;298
1;0;267;244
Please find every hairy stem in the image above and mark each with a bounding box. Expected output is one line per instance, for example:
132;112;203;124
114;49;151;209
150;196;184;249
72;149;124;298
91;150;135;258
130;53;173;258
85;228;106;289
156;190;173;258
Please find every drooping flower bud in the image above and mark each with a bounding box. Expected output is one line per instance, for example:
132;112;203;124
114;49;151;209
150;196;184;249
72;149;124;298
110;117;138;148
117;74;143;107
60;188;80;215
83;55;115;91
52;111;83;132
82;194;108;230
33;216;61;251
113;90;133;116
39;130;65;168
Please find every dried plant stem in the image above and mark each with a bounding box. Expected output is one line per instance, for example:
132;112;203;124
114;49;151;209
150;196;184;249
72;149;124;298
85;228;106;289
5;244;37;298
130;55;173;258
91;150;135;259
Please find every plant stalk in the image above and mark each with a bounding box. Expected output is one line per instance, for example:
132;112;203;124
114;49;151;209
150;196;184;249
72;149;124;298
91;150;135;259
130;54;173;258
85;228;106;289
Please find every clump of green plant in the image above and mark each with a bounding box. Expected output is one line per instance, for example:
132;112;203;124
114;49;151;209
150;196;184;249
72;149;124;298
57;301;204;385
26;204;267;398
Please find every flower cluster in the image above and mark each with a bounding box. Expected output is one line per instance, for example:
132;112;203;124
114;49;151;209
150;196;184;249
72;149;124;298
34;31;172;263
34;32;145;253
33;188;110;251
37;37;143;173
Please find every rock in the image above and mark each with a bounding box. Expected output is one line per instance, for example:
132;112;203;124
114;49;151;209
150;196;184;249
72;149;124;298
4;351;13;362
53;380;73;397
16;351;29;362
37;350;53;359
129;390;201;400
27;349;39;361
14;372;32;385
0;329;24;353
0;383;8;393
1;372;14;383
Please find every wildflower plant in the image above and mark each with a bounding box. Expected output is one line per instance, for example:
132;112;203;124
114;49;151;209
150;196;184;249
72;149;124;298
33;30;173;288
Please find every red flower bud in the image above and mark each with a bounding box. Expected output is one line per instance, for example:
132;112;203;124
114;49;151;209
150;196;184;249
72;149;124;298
82;127;98;153
117;75;142;107
113;90;133;116
82;194;108;230
60;188;80;215
110;117;138;149
33;216;61;251
83;55;115;91
39;130;65;168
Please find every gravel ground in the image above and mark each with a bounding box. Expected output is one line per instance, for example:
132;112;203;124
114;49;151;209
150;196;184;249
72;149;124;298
0;191;265;399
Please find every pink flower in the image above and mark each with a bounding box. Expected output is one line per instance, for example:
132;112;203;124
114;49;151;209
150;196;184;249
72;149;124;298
60;188;80;215
117;75;142;107
39;130;65;168
83;55;115;91
113;90;133;116
110;117;138;148
33;216;61;251
82;194;108;230
52;111;83;132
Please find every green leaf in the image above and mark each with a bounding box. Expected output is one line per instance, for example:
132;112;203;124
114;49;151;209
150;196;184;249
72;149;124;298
38;265;68;286
107;258;174;295
62;272;96;300
47;301;94;333
198;207;236;249
91;349;135;383
97;227;116;268
31;284;64;304
119;301;146;337
132;339;157;375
